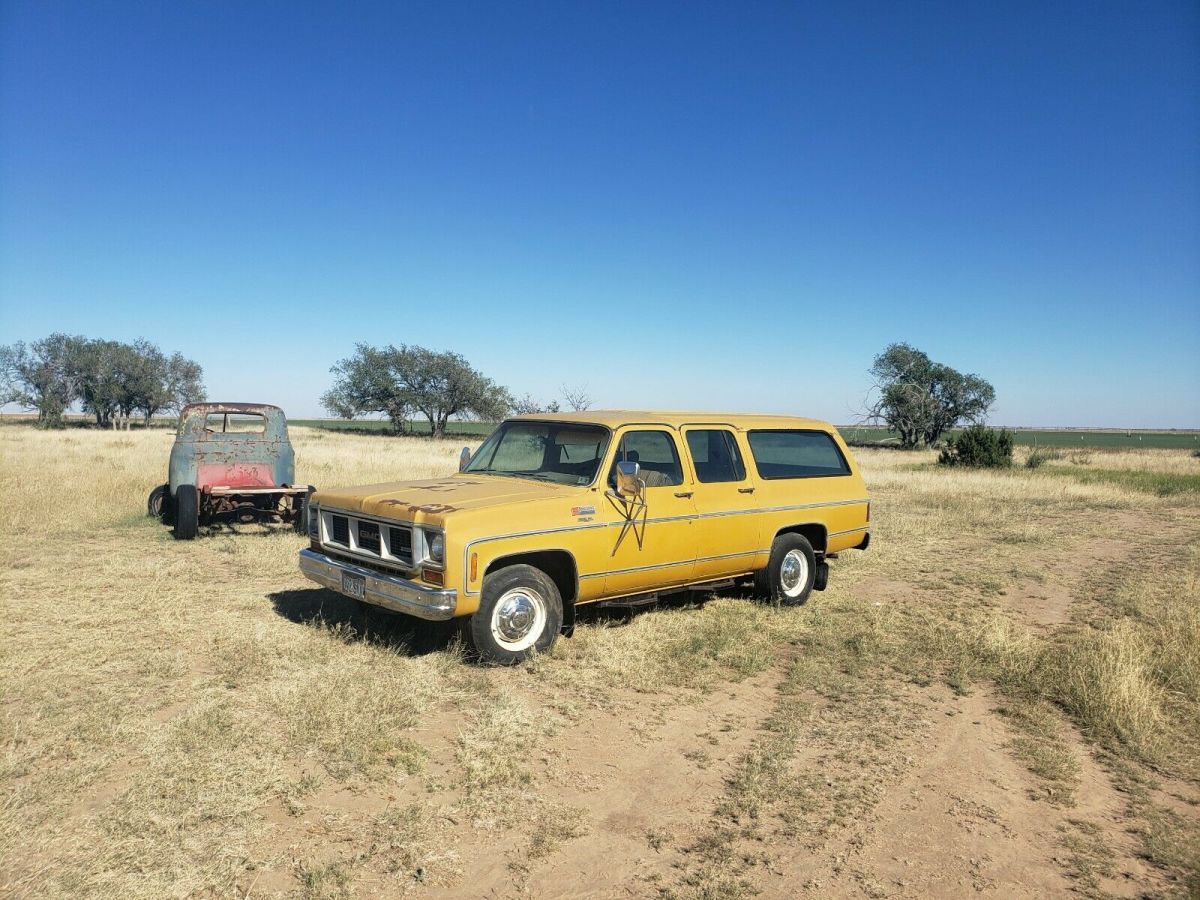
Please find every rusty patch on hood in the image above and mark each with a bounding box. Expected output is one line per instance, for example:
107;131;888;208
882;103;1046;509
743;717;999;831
378;499;459;514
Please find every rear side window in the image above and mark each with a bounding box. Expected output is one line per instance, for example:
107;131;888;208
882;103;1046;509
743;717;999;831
747;430;850;479
685;429;746;483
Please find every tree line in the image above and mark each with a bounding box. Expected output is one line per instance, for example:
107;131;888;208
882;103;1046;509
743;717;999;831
0;334;206;429
321;343;591;437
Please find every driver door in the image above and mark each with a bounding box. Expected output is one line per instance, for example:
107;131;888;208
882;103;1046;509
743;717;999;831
601;428;697;598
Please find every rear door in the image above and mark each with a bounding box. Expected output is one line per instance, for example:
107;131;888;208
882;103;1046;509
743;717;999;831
682;426;763;580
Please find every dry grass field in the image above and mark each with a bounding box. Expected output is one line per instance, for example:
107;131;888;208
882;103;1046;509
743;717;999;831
2;425;1198;899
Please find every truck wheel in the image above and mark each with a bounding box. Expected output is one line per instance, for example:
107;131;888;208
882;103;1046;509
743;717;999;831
755;533;816;606
467;564;563;665
174;485;199;540
292;485;315;534
147;484;168;519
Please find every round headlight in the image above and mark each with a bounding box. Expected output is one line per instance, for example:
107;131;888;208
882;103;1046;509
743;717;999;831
427;531;445;563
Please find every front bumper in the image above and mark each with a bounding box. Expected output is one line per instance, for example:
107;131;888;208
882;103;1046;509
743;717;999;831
298;548;457;621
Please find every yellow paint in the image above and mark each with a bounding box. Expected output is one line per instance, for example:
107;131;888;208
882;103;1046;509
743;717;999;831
309;412;870;617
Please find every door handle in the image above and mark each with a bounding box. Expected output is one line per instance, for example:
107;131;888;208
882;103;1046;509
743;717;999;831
674;491;693;498
738;487;755;494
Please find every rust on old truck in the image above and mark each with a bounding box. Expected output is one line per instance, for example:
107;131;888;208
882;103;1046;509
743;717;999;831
150;402;313;539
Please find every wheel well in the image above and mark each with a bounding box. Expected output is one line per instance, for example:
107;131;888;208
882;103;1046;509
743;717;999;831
775;523;828;556
485;550;578;608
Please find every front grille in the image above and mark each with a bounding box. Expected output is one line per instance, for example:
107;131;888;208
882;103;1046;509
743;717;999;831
322;509;416;570
331;515;349;543
389;526;413;564
357;521;381;554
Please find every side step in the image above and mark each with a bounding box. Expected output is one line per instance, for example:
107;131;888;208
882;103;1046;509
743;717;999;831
596;579;738;611
597;593;659;610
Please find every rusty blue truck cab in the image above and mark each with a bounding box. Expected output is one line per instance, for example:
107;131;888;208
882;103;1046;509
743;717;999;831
148;402;311;539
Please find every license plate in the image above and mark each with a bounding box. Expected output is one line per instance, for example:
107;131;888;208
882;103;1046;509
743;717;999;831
341;571;366;599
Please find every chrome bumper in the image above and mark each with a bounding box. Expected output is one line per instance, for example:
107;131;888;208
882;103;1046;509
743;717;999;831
298;548;457;621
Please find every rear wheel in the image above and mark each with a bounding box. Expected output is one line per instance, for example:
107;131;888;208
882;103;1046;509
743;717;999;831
467;564;563;665
147;483;169;520
755;533;817;606
173;485;199;540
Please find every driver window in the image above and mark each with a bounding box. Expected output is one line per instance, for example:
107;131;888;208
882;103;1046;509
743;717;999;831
610;430;683;488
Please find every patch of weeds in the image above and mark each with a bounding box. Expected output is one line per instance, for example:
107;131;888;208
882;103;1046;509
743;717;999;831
296;858;352;900
1058;819;1116;897
647;827;671;851
455;695;556;827
995;702;1080;805
277;663;434;779
1138;805;1200;897
526;801;588;860
1026;447;1063;469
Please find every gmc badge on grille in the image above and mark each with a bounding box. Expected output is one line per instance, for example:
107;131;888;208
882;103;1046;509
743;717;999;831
359;525;375;541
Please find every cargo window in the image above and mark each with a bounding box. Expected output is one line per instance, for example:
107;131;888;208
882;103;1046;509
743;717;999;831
610;430;683;488
747;430;850;479
685;429;746;483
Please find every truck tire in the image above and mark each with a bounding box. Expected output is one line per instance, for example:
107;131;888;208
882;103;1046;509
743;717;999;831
467;564;563;665
147;483;168;519
755;533;816;606
174;484;199;540
292;485;316;534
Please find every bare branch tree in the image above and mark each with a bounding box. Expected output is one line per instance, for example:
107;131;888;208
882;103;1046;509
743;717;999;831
560;384;593;411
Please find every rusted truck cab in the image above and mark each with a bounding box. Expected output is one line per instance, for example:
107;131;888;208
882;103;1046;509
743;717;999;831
151;402;311;539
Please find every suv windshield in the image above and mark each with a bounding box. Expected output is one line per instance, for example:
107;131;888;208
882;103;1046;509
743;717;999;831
465;421;610;486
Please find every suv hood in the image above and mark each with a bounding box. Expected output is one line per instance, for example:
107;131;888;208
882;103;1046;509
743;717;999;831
314;474;576;519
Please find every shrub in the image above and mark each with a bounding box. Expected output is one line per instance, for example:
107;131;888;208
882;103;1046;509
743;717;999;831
938;424;1014;468
1026;446;1062;469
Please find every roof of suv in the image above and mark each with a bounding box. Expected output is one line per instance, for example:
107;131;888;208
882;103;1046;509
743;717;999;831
507;410;836;431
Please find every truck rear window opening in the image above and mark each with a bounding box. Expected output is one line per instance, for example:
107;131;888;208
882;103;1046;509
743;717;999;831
747;430;850;479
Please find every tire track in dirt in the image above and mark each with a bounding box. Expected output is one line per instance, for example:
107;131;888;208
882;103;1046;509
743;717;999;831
417;665;790;899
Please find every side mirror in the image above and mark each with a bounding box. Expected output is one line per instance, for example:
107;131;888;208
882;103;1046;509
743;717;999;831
459;446;473;472
615;460;642;498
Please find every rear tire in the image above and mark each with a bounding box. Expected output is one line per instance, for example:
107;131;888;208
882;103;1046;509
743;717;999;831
173;485;199;540
467;564;563;665
755;533;816;606
147;483;169;520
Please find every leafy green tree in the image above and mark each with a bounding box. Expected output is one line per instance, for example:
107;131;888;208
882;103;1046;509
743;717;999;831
866;343;996;448
163;352;206;417
322;344;413;433
323;344;511;437
0;333;88;427
74;339;128;427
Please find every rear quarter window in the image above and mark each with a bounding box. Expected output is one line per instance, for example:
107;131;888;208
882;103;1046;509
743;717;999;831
747;430;851;479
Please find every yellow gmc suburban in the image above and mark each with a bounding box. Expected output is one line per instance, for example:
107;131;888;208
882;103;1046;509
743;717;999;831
299;412;871;663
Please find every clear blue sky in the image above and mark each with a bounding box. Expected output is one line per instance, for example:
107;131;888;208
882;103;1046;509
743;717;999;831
2;1;1197;427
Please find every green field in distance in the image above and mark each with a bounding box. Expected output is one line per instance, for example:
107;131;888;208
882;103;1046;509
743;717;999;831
290;419;1199;450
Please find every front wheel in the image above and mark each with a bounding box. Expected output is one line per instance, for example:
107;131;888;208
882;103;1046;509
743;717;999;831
755;533;817;606
292;485;315;534
173;485;199;540
467;564;563;665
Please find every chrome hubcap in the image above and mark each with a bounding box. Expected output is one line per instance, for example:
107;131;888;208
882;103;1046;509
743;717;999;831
491;587;547;651
780;550;808;595
496;592;537;641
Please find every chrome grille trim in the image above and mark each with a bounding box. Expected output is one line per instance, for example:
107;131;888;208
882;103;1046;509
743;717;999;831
319;509;417;571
